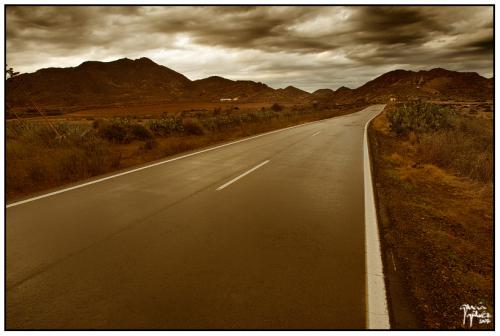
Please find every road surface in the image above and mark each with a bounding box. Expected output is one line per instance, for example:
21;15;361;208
7;105;385;329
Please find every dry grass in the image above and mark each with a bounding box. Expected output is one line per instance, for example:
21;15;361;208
7;122;121;199
417;117;493;182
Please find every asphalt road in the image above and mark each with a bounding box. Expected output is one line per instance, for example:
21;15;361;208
7;105;385;329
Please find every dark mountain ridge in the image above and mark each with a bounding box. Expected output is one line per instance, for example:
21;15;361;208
6;57;492;111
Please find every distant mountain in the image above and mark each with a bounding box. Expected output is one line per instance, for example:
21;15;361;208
310;68;492;106
311;86;355;105
352;68;493;102
6;58;493;112
276;86;311;100
312;88;334;97
191;76;277;102
6;58;310;109
7;57;192;107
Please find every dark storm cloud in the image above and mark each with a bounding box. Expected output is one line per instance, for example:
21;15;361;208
7;6;146;51
6;6;493;91
351;7;446;45
143;6;335;53
460;35;494;54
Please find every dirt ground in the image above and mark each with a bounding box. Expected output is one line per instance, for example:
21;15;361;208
368;106;493;329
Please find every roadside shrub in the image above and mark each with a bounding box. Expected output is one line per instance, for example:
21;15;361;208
216;113;241;130
148;117;181;136
93;118;157;142
247;112;260;123
182;118;205;135
99;122;129;143
387;102;454;135
129;123;153;140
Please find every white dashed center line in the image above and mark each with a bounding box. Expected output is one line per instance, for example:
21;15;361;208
216;160;270;191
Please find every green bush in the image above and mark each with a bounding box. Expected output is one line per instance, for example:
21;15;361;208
147;117;180;136
387;102;454;135
95;119;153;142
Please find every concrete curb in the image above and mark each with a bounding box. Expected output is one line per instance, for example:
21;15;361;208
364;106;390;329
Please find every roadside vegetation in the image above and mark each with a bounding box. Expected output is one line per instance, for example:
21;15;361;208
7;102;365;201
369;101;493;329
386;102;492;182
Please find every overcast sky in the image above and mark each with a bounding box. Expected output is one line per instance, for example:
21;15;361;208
6;6;493;92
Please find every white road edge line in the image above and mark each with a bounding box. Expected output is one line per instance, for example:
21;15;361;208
216;160;270;191
363;106;390;329
7;116;334;209
312;131;321;137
